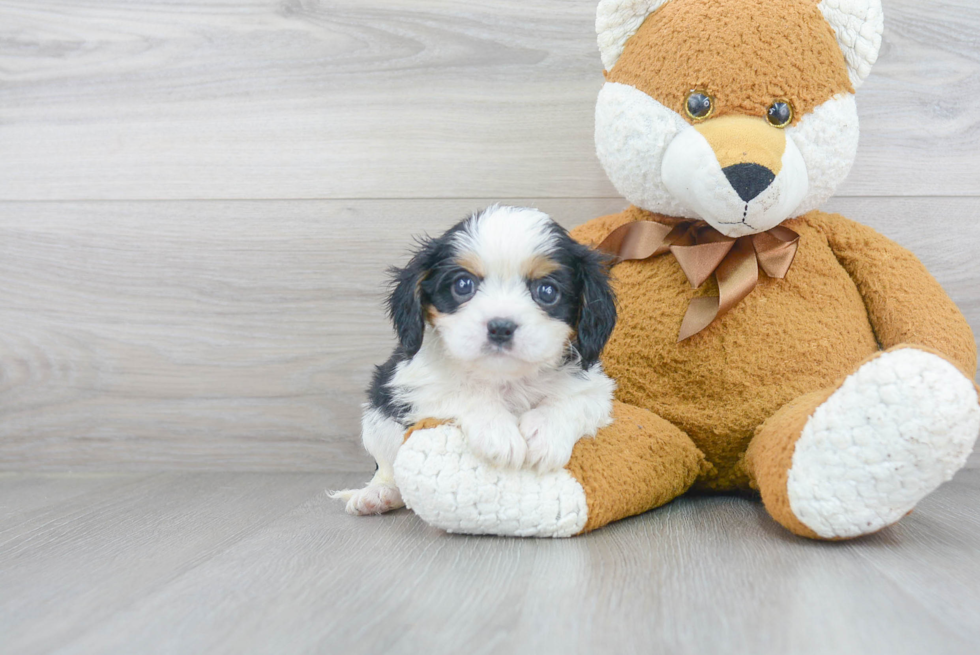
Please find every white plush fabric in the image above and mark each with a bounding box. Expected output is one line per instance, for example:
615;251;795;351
788;93;860;217
818;0;885;88
596;0;670;71
393;424;590;538
661;119;809;237
597;83;861;233
595;82;694;219
787;349;980;539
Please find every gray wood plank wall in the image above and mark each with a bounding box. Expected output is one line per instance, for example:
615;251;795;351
1;1;978;471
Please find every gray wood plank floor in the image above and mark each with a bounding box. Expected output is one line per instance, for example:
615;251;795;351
2;470;979;655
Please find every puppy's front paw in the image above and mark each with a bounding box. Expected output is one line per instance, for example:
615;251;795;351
466;416;527;469
520;408;577;472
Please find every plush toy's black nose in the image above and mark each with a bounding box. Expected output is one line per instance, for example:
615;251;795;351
487;318;517;345
723;163;776;202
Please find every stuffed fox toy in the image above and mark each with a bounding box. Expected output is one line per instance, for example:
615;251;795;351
391;0;980;539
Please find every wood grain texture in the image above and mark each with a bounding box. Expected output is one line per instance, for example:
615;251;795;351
0;198;627;471
1;470;978;654
0;0;977;200
0;472;333;654
0;197;978;472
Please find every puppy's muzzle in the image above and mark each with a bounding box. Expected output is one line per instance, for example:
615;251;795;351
487;318;517;346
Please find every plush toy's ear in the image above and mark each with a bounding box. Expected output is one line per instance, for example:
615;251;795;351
386;245;429;358
816;0;884;88
596;0;883;88
596;0;670;71
574;247;618;370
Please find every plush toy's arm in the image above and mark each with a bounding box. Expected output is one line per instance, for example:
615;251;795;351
810;212;977;378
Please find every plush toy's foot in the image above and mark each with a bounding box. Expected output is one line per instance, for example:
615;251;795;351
393;401;706;537
748;347;980;539
393;423;590;537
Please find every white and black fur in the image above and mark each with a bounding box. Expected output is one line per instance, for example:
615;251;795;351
332;205;618;515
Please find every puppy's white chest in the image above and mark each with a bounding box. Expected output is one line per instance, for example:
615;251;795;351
497;380;548;415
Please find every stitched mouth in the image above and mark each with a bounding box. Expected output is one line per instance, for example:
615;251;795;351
715;203;754;227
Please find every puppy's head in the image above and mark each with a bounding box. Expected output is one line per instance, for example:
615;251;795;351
388;206;617;377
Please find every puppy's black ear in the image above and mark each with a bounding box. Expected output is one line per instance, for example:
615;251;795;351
386;243;430;358
574;246;617;369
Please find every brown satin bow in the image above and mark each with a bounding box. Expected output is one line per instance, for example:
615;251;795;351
597;220;800;341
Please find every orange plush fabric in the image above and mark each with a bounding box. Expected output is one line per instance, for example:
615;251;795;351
806;213;978;377
744;386;840;539
403;418;450;443
608;0;853;125
568;206;976;535
565;401;707;533
572;209;902;490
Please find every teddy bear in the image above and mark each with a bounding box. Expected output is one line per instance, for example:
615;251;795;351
389;0;980;539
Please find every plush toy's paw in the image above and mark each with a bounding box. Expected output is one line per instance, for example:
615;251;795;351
465;414;527;469
788;348;980;539
329;483;404;516
519;407;577;472
393;424;588;537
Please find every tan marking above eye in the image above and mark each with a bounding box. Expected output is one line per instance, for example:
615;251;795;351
455;253;485;278
522;254;561;280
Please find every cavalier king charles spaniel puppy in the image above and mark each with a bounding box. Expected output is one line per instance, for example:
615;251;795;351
332;205;617;515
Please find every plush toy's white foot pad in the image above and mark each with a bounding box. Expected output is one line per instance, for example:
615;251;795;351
393;424;589;538
788;349;980;539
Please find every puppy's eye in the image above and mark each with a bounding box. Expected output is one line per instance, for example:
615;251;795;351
451;274;477;301
766;100;793;128
685;91;713;121
533;281;560;306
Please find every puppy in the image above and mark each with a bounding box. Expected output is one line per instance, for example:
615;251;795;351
332;205;617;515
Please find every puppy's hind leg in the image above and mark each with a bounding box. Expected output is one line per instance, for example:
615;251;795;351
330;463;403;516
329;409;407;516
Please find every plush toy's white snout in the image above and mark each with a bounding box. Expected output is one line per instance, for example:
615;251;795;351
595;83;861;235
661;116;809;237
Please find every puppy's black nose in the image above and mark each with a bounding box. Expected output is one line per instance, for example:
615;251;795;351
487;318;517;345
722;163;776;202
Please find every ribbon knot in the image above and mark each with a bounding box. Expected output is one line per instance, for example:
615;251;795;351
597;220;800;341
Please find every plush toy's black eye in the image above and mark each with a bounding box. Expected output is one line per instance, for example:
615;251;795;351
451;274;477;302
533;281;560;306
685;91;713;121
767;100;793;128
